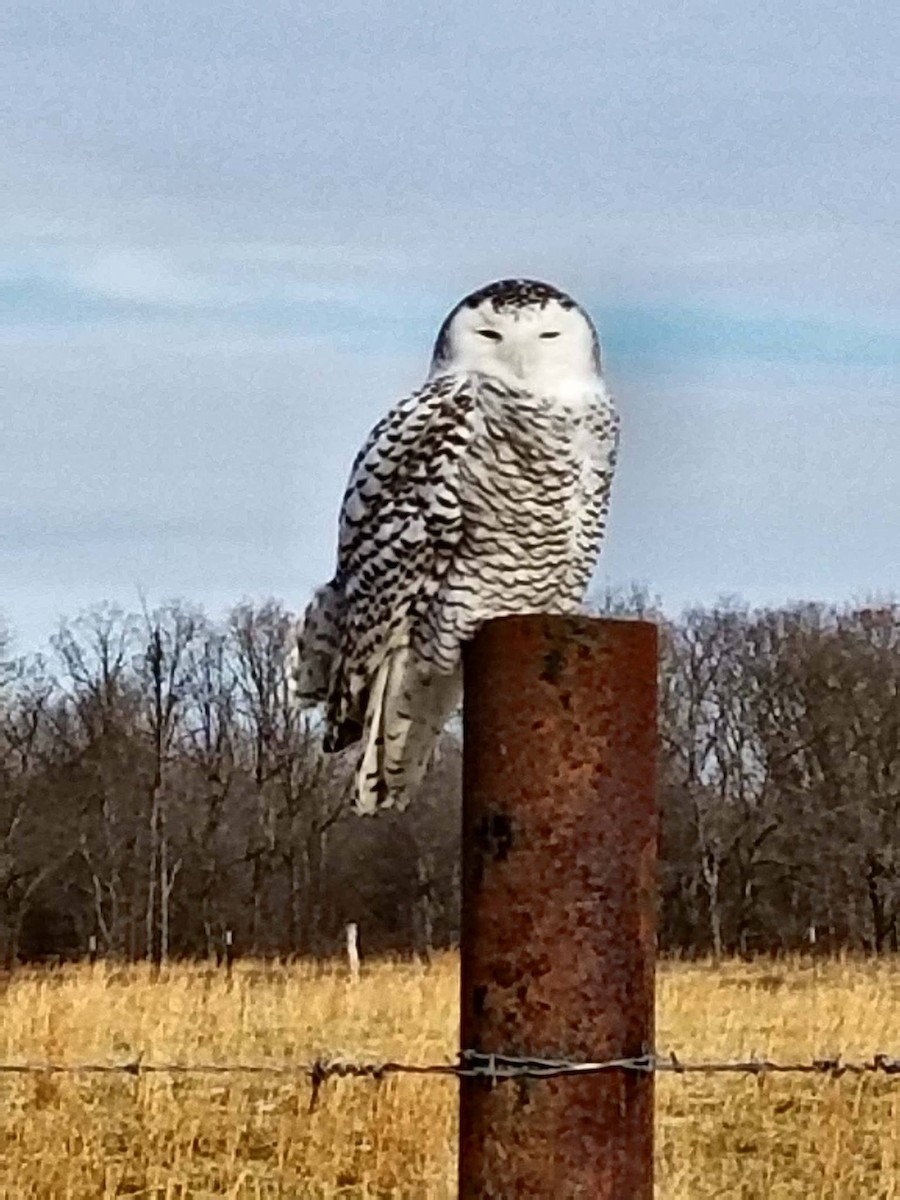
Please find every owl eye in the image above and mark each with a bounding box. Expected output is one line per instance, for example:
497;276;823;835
539;331;561;339
476;328;502;340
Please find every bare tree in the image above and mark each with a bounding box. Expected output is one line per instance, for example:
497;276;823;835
52;606;142;957
230;601;346;955
181;626;240;958
135;601;199;964
0;646;72;965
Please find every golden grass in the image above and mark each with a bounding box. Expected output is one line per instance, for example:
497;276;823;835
1;955;899;1197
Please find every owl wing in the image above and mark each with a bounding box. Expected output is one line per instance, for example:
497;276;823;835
295;372;478;752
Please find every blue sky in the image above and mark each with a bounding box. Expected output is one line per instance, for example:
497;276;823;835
2;0;899;651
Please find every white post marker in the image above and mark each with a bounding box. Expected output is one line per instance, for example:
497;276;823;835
346;922;360;981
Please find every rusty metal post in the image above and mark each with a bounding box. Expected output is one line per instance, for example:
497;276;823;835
459;615;657;1199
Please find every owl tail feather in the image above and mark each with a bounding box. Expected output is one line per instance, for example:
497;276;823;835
288;581;343;706
355;645;460;814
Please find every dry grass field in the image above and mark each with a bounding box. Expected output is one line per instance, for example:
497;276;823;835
2;955;899;1198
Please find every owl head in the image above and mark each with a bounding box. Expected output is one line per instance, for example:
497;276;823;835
430;278;602;387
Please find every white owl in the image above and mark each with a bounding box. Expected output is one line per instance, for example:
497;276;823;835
291;279;619;812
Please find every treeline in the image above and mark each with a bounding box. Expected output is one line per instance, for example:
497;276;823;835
0;592;898;965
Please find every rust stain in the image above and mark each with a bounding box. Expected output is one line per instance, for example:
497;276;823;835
539;647;566;684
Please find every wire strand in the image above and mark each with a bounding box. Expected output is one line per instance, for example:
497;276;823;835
2;1052;899;1081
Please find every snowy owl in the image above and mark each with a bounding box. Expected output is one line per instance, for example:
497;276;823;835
291;278;619;813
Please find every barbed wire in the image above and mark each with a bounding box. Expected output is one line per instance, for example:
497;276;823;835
2;1051;899;1086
